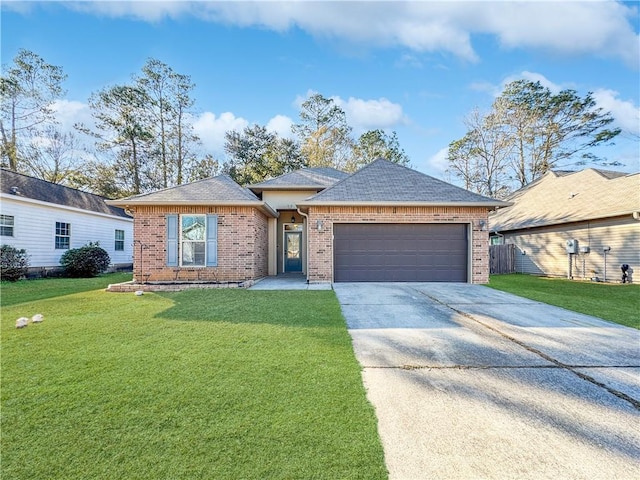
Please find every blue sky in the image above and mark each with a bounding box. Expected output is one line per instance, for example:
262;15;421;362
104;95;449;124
2;0;639;182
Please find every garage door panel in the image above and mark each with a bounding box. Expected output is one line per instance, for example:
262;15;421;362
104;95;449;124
333;223;468;282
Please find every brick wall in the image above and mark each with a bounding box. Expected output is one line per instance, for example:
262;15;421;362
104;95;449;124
306;206;490;284
131;205;269;283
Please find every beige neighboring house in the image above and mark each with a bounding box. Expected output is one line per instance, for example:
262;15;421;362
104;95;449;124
107;158;508;286
490;169;640;282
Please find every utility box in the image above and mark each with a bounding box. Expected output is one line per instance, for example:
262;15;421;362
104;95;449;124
566;239;579;254
579;246;590;254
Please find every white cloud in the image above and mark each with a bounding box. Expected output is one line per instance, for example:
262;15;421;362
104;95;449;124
334;96;406;132
426;146;450;174
52;99;94;132
592;89;640;135
266;114;294;139
52;0;639;66
192;111;248;155
295;91;406;132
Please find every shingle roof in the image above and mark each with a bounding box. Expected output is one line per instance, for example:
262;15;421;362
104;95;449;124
299;158;509;206
490;168;640;232
248;167;348;191
110;174;260;203
107;174;278;217
0;168;130;218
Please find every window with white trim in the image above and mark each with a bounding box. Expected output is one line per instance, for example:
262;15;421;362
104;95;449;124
0;215;14;236
55;222;71;249
115;229;125;251
181;215;206;266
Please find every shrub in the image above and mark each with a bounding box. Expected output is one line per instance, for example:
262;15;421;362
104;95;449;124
60;242;111;278
0;245;30;281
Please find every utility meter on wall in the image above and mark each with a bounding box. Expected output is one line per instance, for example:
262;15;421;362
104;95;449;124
566;239;579;254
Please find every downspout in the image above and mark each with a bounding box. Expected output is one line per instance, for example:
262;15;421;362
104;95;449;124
297;207;309;283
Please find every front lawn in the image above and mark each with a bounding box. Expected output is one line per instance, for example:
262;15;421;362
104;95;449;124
1;280;387;479
0;272;132;306
488;274;640;329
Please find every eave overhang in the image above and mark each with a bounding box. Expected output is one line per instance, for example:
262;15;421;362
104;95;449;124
296;200;512;209
105;199;279;218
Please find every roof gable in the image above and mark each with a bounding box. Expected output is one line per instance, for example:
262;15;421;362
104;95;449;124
301;158;507;206
491;168;640;231
107;174;278;217
113;174;261;203
248;167;348;191
0;168;130;218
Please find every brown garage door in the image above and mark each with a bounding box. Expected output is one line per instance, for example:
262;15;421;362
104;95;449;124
333;223;468;282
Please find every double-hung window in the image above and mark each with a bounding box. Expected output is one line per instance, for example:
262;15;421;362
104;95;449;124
115;229;125;251
0;215;14;237
55;222;71;249
166;214;217;267
181;215;206;266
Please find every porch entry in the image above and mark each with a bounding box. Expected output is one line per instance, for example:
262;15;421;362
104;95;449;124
284;230;302;272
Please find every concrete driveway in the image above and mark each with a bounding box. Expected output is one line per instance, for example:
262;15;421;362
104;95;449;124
333;282;640;480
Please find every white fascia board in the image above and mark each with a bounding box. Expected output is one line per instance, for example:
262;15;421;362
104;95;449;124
106;199;279;218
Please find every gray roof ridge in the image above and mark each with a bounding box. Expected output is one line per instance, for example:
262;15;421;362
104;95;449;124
249;166;347;188
120;174;259;201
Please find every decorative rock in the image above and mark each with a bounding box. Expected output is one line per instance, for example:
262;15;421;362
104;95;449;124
16;317;29;328
31;314;44;323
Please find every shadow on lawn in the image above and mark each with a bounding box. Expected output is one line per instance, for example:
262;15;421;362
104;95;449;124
152;289;341;329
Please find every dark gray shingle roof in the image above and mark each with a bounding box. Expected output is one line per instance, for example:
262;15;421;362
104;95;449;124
112;174;261;203
301;158;508;206
249;167;348;190
107;174;278;217
1;168;131;218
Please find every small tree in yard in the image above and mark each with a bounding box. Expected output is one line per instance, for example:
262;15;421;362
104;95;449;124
1;245;30;281
60;242;110;277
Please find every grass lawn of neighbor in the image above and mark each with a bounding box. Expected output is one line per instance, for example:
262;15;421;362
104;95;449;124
488;273;640;329
1;274;387;480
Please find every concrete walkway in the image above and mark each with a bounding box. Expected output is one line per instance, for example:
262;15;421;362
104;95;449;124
249;274;332;290
333;282;640;480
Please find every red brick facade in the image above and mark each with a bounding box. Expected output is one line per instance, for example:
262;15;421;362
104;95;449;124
306;206;490;284
130;205;268;283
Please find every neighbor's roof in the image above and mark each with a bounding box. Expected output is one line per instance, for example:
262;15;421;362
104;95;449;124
0;168;131;219
490;169;640;232
298;158;510;207
106;174;278;217
248;167;348;192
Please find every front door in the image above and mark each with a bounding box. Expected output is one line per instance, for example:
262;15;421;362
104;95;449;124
284;231;302;272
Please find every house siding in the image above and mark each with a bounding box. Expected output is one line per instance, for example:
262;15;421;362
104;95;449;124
502;215;640;281
130;205;268;282
0;196;133;270
306;206;490;284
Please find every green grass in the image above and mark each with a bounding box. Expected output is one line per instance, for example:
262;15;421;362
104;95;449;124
1;280;387;480
0;272;133;306
488;274;640;329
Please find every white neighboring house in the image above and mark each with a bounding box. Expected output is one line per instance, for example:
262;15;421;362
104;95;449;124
0;168;133;276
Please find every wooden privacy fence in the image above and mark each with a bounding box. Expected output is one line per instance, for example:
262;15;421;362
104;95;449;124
490;244;516;274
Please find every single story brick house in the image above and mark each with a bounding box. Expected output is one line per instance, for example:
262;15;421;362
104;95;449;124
490;169;640;281
107;159;508;285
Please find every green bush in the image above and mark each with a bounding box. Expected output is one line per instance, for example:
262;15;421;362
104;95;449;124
0;245;30;281
60;242;111;277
